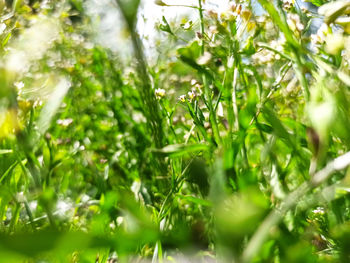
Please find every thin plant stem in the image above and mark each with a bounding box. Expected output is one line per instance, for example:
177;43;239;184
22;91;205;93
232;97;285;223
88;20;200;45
164;4;202;10
24;200;36;230
198;0;221;145
249;62;292;126
292;50;310;101
226;67;237;135
232;68;239;131
116;0;165;148
256;42;293;61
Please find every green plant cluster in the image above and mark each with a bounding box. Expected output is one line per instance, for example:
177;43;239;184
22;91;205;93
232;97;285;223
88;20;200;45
0;0;350;262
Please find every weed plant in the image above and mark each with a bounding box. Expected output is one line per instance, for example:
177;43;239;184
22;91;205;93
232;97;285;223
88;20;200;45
0;0;350;262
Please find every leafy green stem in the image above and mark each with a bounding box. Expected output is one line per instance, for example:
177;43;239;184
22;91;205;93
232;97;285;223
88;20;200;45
198;0;221;145
242;151;350;263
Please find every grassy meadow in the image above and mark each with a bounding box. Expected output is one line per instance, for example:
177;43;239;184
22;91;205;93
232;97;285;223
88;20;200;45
0;0;350;262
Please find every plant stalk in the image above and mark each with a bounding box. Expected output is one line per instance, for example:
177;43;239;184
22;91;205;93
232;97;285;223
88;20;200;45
242;151;350;263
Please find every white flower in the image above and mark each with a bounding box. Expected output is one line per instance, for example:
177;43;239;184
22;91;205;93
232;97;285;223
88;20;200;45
311;34;323;45
194;83;203;96
313;207;325;215
197;52;212;65
14;81;24;92
155;88;166;99
187;90;196;102
57;118;73;127
179;95;186;102
252;49;275;64
287;13;304;33
217;102;224;117
282;0;294;10
183;21;193;30
315;23;330;43
56;199;74;218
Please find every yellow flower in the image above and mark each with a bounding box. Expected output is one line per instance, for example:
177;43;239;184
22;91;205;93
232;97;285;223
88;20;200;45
179;95;186;102
0;109;19;138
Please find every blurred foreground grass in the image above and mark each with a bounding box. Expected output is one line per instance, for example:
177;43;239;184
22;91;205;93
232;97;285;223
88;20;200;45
1;0;350;262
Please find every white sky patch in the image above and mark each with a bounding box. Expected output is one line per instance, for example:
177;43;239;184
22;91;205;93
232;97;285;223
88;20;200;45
85;0;231;58
84;0;320;61
139;0;231;39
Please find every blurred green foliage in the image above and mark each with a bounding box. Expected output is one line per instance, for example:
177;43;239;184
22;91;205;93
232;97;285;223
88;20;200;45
0;0;350;262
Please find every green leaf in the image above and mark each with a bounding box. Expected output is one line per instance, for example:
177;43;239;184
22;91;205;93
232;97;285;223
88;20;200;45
116;0;140;27
159;16;174;35
0;160;18;184
307;0;326;7
262;106;296;149
176;194;212;207
2;32;11;47
0;231;115;258
177;41;201;61
0;149;12;154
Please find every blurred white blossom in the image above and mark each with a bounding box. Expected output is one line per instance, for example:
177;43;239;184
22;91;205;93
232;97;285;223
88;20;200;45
155;88;166;99
179;95;186;102
6;17;60;73
287;13;304;33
